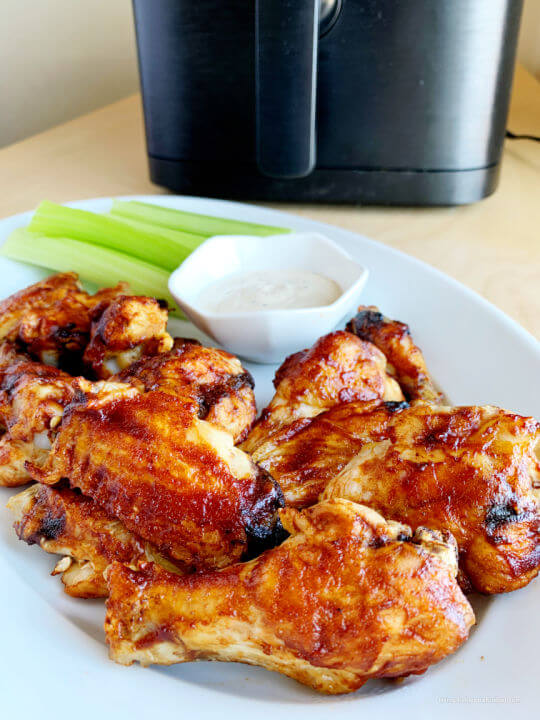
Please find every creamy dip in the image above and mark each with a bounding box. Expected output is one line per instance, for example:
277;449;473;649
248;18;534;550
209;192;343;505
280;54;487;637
199;269;342;313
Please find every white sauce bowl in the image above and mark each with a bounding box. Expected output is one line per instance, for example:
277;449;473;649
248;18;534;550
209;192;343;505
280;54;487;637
168;232;369;363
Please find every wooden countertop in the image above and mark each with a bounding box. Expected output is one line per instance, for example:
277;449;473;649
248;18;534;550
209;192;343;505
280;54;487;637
0;66;538;338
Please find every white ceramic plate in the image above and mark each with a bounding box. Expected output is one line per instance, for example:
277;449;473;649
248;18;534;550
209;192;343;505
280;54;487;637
0;196;538;720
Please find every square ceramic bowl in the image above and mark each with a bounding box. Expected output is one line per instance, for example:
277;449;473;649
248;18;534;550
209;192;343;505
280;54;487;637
168;232;369;363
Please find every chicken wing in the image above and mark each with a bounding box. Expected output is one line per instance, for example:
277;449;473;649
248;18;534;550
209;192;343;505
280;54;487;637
4;328;258;586
31;387;283;571
242;330;403;453
7;483;180;598
0;272;126;371
346;306;444;404
83;295;173;379
104;499;474;694
115;339;256;443
0;348;79;486
322;403;540;594
250;399;405;507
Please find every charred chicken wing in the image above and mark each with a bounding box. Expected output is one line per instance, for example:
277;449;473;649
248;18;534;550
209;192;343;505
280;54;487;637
0;348;79;486
115;338;256;443
4;321;258;587
104;499;474;694
322;403;540;594
0;272;126;370
6;339;256;593
31;387;283;571
250;399;403;508
83;295;173;379
242;330;403;453
346;306;444;404
7;483;179;598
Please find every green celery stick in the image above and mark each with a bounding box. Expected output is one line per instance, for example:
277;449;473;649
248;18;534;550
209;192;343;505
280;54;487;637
107;214;204;253
29;201;196;271
110;200;291;237
0;228;182;316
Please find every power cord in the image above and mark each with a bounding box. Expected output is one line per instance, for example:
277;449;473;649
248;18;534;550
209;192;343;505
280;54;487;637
506;130;540;142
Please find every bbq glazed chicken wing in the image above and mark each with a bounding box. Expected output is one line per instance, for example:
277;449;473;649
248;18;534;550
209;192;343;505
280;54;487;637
346;306;444;405
250;399;406;508
83;295;173;379
244;306;451;508
0;347;79;486
31;387;283;571
242;330;403;454
0;272;126;370
115;339;256;443
3;321;257;588
322;403;540;594
105;499;474;694
0;334;172;488
7;360;256;591
7;484;180;598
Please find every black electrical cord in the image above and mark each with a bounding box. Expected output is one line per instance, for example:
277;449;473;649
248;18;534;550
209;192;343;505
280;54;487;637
506;130;540;142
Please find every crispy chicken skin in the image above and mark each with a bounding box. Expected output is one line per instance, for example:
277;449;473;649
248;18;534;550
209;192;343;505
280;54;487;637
7;484;179;598
0;272;126;370
0;330;254;490
104;499;474;694
346;306;444;405
2;302;257;582
250;399;404;508
32;387;283;570
0;348;79;486
83;295;173;379
242;330;403;453
322;403;540;594
115;339;256;443
5;349;257;589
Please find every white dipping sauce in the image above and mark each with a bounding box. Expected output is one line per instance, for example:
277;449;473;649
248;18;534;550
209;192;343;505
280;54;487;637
200;269;342;313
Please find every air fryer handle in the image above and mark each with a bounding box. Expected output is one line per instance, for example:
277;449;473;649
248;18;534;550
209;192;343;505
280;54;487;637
255;0;319;179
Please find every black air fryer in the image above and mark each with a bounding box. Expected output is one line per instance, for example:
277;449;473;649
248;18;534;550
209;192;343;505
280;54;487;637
132;0;523;205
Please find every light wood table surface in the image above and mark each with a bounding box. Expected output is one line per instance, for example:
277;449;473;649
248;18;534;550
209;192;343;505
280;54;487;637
0;65;538;338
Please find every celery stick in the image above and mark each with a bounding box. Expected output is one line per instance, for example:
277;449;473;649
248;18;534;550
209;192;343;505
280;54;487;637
29;201;196;271
0;229;182;316
108;215;204;253
110;200;290;237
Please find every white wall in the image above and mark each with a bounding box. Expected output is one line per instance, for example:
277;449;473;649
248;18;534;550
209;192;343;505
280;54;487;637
518;0;540;80
0;0;538;149
0;0;138;148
